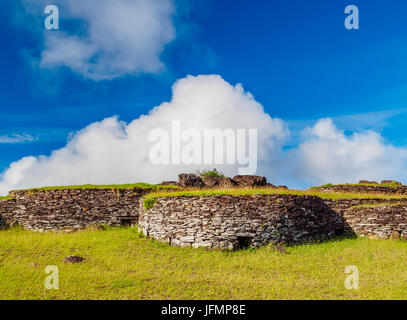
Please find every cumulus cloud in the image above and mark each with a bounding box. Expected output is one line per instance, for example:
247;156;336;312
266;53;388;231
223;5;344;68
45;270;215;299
0;75;288;195
1;75;407;195
24;0;176;80
291;118;407;185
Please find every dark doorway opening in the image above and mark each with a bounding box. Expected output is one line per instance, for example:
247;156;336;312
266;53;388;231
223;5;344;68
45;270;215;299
236;236;253;250
334;227;345;236
120;218;133;226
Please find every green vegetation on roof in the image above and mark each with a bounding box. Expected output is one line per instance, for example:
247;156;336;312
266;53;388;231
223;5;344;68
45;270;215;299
0;196;13;201
312;182;405;189
144;187;407;201
12;183;180;192
196;168;225;179
351;203;406;209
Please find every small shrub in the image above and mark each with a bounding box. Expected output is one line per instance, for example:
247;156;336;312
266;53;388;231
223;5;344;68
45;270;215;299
196;168;225;179
143;198;157;211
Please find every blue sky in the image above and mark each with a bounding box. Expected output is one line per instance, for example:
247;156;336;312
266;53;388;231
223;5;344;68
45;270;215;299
1;0;407;190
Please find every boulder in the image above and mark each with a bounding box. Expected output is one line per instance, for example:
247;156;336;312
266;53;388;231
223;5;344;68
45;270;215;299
268;245;289;255
203;176;219;188
233;175;267;187
178;174;205;188
390;232;401;240
218;177;237;188
203;176;238;188
63;255;85;264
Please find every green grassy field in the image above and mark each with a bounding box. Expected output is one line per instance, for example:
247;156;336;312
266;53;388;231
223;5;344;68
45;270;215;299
0;227;406;300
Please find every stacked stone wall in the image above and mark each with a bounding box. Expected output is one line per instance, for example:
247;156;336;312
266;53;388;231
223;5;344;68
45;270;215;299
2;188;407;247
138;194;344;249
0;188;151;231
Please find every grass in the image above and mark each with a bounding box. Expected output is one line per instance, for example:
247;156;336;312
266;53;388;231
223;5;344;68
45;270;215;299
350;203;406;209
0;196;13;201
0;227;407;299
11;183;180;192
313;183;405;189
143;198;157;211
144;187;407;201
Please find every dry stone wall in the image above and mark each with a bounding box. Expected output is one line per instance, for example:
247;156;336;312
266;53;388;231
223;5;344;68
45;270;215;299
138;194;345;249
325;198;407;235
0;199;16;228
343;205;407;239
2;187;407;247
0;188;151;232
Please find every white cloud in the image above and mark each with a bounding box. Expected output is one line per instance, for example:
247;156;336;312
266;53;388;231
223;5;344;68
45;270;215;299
1;75;407;195
0;134;37;144
291;118;407;185
0;74;288;195
24;0;176;80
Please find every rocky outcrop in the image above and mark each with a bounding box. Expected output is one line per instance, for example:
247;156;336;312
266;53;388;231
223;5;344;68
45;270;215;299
218;177;237;188
202;176;219;187
178;174;205;188
202;176;237;188
178;173;269;188
233;175;267;187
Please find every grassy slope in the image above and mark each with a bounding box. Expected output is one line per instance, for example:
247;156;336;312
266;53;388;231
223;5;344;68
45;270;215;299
144;187;407;200
0;227;407;300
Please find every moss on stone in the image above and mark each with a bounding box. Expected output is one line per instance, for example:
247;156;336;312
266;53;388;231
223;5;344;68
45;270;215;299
350;203;406;209
143;187;407;201
0;196;13;201
143;198;157;211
